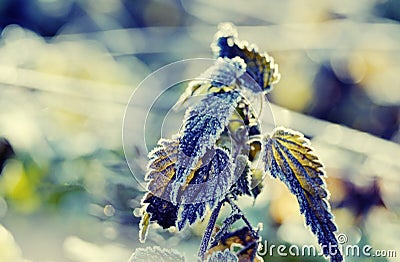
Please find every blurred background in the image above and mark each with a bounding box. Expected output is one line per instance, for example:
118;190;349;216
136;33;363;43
0;0;399;261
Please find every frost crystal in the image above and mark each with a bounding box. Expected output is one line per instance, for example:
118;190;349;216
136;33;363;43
172;90;241;202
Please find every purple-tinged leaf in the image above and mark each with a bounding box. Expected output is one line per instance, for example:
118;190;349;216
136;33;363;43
140;137;238;236
212;23;280;93
264;127;343;262
177;148;236;229
174;57;246;110
171;90;241;202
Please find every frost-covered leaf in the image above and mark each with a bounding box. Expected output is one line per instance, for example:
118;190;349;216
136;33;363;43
175;57;246;109
206;249;238;262
129;246;185;262
179;148;235;204
172;90;241;202
146;138;179;198
212;23;280;93
177;202;206;230
139;139;180;239
202;57;246;87
229;155;252;198
263;127;343;262
177;147;236;229
139;138;180;240
140;138;237;236
141;194;179;234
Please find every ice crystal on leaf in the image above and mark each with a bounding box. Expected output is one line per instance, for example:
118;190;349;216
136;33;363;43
195;57;246;88
172;90;241;202
175;57;246;110
140;138;238;238
177;147;236;229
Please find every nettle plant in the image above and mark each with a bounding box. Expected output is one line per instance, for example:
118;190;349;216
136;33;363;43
134;23;343;262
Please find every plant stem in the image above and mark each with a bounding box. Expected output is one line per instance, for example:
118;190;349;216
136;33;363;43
226;197;258;239
198;200;224;260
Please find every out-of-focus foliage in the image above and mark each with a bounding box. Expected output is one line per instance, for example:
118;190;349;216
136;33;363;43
0;138;14;173
0;224;30;262
334;179;386;224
